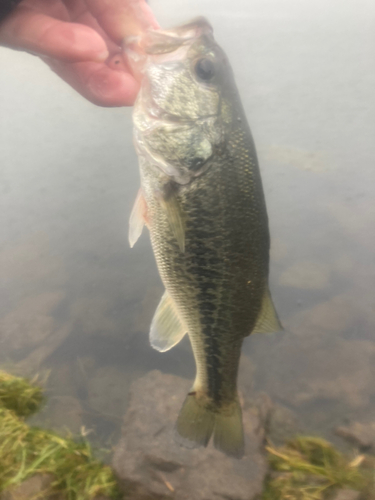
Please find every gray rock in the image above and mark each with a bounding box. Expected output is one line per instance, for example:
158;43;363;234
0;474;57;500
0;292;65;350
331;489;361;500
0;474;112;500
279;260;331;290
113;370;268;500
266;403;300;445
15;322;73;375
335;421;375;451
49;395;84;434
87;366;132;420
255;333;375;410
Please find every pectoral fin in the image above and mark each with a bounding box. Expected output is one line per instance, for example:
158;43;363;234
252;287;283;334
159;190;185;252
129;188;148;248
150;291;187;352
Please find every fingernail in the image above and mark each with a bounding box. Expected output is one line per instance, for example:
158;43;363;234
94;50;110;62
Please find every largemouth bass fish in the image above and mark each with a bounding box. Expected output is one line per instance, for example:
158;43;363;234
127;18;281;458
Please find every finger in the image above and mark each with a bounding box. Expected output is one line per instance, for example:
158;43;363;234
0;6;109;62
84;0;159;44
64;5;121;55
46;58;140;106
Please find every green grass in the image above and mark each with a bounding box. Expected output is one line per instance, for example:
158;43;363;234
2;370;375;500
0;371;121;500
262;436;375;500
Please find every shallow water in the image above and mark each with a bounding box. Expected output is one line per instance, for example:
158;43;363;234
1;0;374;454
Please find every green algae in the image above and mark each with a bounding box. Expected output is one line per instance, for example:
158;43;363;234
0;370;45;418
0;371;121;500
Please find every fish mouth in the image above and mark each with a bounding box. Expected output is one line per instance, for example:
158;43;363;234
123;17;213;80
140;17;213;55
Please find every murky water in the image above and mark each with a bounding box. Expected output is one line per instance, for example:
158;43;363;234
1;0;374;454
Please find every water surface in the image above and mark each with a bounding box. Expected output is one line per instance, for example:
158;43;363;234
1;0;374;451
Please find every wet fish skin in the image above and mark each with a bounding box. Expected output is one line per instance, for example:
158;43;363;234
128;17;281;458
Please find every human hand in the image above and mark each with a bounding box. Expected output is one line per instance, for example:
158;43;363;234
0;0;159;106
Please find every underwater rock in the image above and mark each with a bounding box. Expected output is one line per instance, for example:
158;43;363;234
0;473;112;500
237;353;256;398
262;145;332;173
245;391;300;445
49;395;84;434
15;322;73;375
0;291;65;350
87;366;132;421
335;421;375;452
269;238;289;263
253;333;375;411
279;260;331;290
0;233;67;306
0;474;58;500
70;296;118;337
286;294;358;336
46;361;85;400
113;370;268;500
328;199;375;248
332;490;361;500
266;403;301;445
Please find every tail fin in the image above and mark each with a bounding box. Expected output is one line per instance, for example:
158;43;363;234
175;392;244;458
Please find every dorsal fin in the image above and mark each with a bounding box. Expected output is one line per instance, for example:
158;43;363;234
252;287;283;334
150;291;187;352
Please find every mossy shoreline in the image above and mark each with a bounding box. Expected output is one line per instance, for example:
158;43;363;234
0;370;120;500
0;370;374;500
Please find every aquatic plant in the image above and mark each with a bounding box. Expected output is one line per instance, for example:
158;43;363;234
0;371;121;500
0;370;45;418
262;436;375;500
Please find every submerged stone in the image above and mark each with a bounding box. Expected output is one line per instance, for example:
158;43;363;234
332;490;361;500
112;370;268;500
335;421;375;452
279;260;330;290
87;366;132;420
253;333;375;411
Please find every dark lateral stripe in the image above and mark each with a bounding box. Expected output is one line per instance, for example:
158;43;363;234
205;333;222;405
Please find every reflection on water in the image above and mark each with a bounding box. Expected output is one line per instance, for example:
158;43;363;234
1;0;374;459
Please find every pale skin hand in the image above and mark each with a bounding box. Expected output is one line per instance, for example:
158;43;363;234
0;0;159;106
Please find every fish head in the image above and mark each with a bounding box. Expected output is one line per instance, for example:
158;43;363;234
126;18;237;185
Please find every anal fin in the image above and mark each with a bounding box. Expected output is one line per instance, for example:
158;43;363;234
150;291;187;352
252;287;283;334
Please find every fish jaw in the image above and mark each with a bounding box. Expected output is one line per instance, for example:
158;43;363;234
123;17;214;80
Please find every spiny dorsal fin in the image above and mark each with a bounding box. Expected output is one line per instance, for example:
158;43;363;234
150;291;187;352
159;190;185;252
252;287;283;334
129;188;147;248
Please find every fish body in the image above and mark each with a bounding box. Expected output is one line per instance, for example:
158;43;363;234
127;18;281;458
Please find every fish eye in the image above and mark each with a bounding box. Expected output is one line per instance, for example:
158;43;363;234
194;58;215;81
